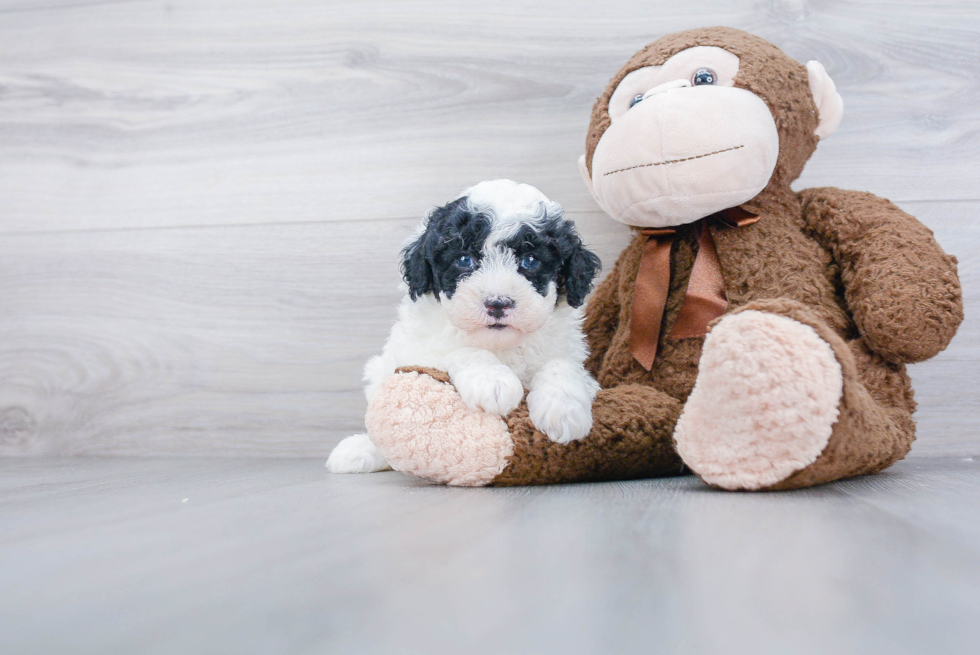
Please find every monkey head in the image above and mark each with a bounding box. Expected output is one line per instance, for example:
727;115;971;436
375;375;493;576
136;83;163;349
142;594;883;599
579;27;844;228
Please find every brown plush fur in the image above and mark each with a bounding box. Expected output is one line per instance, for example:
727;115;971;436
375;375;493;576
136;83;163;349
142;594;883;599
393;368;688;486
369;27;963;490
486;27;962;488
495;384;686;486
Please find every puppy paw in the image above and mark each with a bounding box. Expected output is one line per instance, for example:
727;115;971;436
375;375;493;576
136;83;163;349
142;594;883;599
527;362;600;444
326;433;391;473
452;365;525;417
526;386;595;444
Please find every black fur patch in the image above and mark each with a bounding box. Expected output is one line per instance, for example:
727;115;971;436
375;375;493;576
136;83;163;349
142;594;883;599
401;198;492;300
402;196;601;307
499;217;601;308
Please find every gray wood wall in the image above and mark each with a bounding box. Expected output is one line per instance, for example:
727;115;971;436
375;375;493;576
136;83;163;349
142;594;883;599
1;0;977;457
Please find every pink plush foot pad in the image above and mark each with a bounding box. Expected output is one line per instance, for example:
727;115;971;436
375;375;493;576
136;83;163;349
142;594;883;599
674;311;844;490
365;371;515;486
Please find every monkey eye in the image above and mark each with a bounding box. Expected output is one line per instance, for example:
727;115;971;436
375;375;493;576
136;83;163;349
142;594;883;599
692;68;717;86
629;93;644;108
456;254;474;269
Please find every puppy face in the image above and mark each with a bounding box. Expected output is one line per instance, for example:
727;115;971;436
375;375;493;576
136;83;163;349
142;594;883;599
402;180;601;349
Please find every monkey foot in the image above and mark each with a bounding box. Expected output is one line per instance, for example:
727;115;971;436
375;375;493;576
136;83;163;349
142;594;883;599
365;368;515;486
674;310;844;490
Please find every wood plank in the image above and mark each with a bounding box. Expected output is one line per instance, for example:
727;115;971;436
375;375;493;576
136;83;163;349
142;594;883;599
0;456;978;654
0;212;630;456
905;200;980;456
0;0;978;234
0;200;975;457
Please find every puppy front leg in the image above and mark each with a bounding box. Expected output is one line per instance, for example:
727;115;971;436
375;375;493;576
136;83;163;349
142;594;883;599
447;348;525;417
527;359;600;444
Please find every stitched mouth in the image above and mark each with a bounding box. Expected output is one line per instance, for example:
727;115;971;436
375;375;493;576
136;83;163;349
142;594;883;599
603;144;745;177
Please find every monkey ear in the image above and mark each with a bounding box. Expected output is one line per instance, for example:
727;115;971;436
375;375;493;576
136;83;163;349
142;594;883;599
578;154;596;199
806;60;844;139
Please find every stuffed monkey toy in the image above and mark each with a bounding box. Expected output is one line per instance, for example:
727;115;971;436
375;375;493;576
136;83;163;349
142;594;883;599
365;27;963;490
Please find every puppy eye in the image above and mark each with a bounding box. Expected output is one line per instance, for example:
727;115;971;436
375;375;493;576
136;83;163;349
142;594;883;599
456;254;474;268
692;68;717;86
629;93;644;108
520;255;539;270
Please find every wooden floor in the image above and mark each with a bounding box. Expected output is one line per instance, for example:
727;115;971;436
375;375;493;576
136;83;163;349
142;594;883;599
1;456;979;654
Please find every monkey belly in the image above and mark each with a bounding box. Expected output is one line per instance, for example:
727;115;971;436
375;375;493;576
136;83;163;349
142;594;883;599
596;333;704;404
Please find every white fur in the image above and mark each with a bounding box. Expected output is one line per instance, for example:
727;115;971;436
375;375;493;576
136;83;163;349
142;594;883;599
364;293;599;419
459;179;564;244
327;180;601;473
526;357;601;444
325;433;390;473
441;246;556;349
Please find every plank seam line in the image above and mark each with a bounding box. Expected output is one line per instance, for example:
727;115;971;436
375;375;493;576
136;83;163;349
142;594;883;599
0;215;422;238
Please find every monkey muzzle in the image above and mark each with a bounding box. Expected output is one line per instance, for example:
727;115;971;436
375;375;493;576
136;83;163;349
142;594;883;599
590;84;779;228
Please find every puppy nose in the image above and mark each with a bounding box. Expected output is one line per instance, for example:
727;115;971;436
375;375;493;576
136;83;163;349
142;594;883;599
485;297;515;319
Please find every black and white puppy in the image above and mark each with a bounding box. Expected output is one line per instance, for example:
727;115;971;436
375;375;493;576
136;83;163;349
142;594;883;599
327;179;602;473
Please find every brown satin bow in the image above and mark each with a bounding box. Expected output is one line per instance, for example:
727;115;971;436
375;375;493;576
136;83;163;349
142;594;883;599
630;206;760;371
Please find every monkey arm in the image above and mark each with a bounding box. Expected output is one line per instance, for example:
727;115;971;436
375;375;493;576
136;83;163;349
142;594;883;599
582;254;624;377
799;187;963;363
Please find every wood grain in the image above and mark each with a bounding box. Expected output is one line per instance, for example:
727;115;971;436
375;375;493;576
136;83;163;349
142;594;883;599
0;200;974;457
0;0;977;457
0;0;977;234
1;456;979;654
0;211;631;456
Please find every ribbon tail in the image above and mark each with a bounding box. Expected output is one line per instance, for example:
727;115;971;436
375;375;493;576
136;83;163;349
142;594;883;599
667;223;729;339
628;208;757;371
629;235;673;371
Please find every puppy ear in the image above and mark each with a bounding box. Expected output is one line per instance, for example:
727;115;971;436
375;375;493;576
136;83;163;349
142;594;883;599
805;60;844;139
559;229;602;308
400;227;433;301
